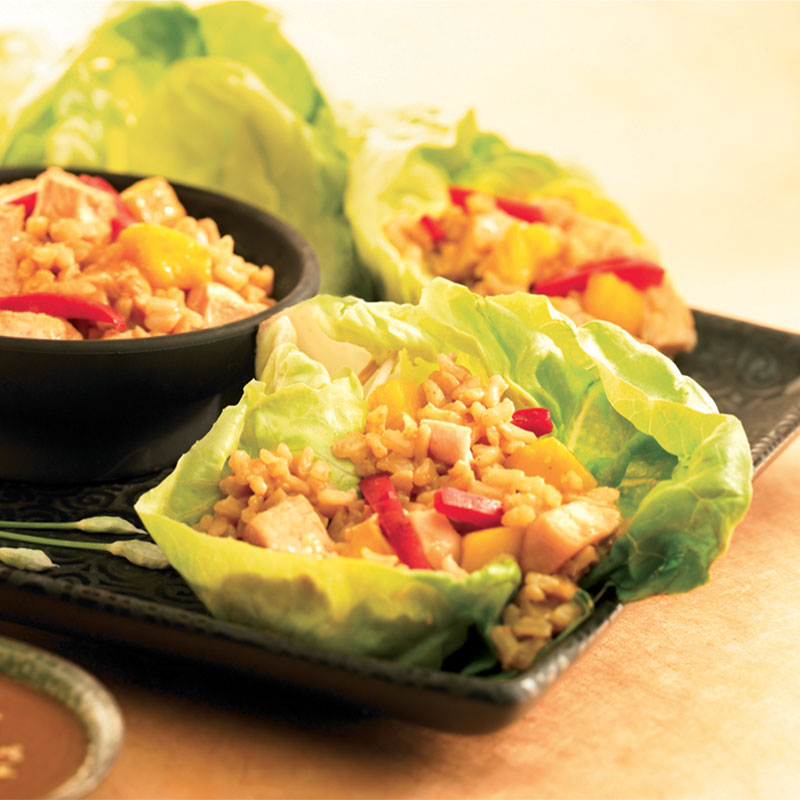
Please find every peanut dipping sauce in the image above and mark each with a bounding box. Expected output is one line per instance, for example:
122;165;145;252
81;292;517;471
0;674;87;799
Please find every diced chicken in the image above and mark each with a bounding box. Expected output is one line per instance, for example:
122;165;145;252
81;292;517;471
242;495;336;557
642;282;698;357
32;167;116;228
186;282;265;328
0;203;24;296
0;310;82;340
408;508;461;570
521;498;621;574
0;177;38;203
425;419;473;465
119;176;186;227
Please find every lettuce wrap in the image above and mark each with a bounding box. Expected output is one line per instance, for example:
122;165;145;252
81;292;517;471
0;1;368;297
345;111;590;303
344;111;696;356
135;280;752;671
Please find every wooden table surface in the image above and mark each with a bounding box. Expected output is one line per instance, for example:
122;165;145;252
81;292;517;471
2;3;799;798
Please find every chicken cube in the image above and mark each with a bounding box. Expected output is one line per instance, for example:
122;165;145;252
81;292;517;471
120;176;186;227
242;495;336;557
32;167;116;227
425;419;473;465
0;178;38;204
186;282;265;328
521;498;621;574
407;509;461;569
0;203;24;296
0;311;82;340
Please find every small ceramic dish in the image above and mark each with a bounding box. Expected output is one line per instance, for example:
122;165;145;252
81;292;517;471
0;635;123;799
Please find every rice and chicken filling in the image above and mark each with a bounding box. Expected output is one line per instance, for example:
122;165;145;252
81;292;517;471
0;167;276;339
385;185;696;356
195;353;623;670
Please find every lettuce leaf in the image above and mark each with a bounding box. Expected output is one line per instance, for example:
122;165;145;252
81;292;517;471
135;313;520;669
344;109;633;303
0;1;368;297
274;281;752;602
135;281;752;670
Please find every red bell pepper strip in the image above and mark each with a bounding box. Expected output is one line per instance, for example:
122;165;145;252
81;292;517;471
433;487;504;529
420;214;446;243
8;192;37;218
449;186;473;209
0;292;126;331
448;186;545;223
77;174;117;195
533;257;665;297
511;407;553;436
78;174;137;240
495;196;545;224
359;474;431;569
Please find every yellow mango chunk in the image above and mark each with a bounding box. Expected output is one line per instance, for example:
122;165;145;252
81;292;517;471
536;178;643;242
367;379;425;429
489;222;560;288
583;271;644;337
338;515;395;559
460;526;525;572
505;437;596;493
119;222;212;290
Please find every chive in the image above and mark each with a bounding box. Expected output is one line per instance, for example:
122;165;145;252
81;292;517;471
0;530;169;570
0;515;146;535
0;547;58;572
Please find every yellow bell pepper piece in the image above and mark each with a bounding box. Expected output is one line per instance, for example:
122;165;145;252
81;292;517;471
489;222;560;287
537;178;643;242
367;379;425;429
583;271;645;337
119;222;212;290
339;515;395;559
460;526;525;572
505;437;596;493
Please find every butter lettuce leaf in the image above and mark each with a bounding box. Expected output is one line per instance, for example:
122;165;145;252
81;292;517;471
0;1;367;297
136;281;751;671
345;109;636;303
135;313;520;669
278;281;752;602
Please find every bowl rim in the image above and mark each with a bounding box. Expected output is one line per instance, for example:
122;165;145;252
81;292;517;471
0;166;321;353
0;633;124;800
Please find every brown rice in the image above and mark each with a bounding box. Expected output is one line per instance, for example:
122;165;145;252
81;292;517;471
0;167;276;340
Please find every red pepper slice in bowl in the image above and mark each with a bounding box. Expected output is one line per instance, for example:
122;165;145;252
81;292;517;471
8;192;37;218
0;293;127;332
359;473;431;569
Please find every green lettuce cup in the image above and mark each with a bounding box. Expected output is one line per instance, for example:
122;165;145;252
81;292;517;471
344;111;695;354
135;281;752;671
1;1;369;297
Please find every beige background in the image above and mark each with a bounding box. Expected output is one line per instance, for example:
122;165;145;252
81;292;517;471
5;0;800;332
1;4;799;799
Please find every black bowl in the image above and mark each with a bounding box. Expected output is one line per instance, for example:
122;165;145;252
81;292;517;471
0;168;320;483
